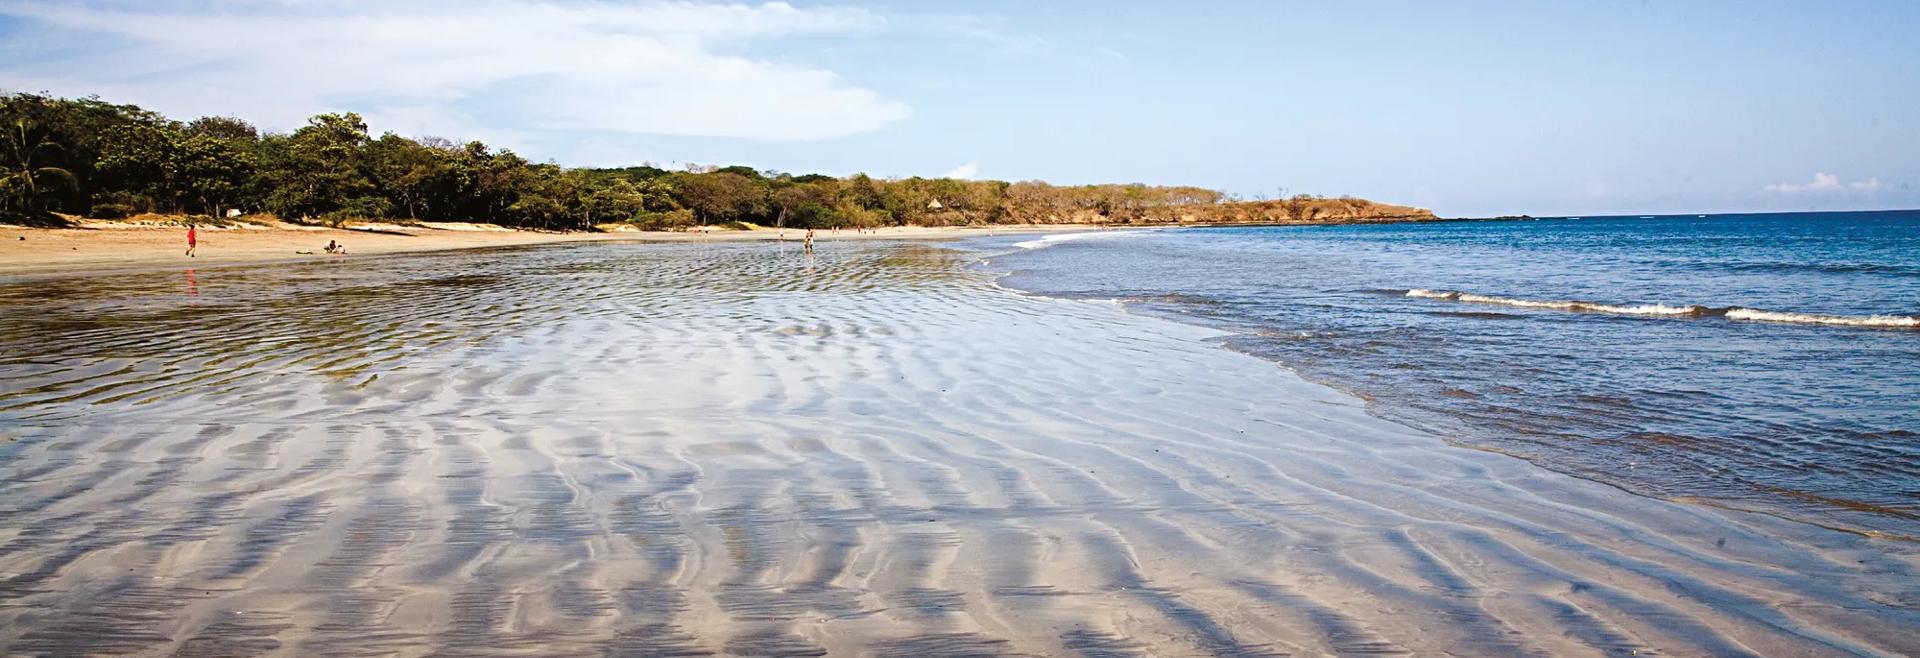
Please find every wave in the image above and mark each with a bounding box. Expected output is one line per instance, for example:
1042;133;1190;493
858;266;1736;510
1723;308;1920;328
1012;229;1152;251
1405;289;1705;316
1406;289;1918;328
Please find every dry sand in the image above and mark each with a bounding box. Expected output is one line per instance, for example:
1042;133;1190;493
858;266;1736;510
0;239;1914;656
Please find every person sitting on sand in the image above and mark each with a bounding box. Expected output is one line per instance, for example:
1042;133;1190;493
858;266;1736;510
324;239;339;254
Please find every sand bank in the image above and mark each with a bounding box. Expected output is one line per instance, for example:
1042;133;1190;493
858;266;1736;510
0;240;1913;656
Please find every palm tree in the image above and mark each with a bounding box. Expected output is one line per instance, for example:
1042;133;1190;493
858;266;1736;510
0;119;78;215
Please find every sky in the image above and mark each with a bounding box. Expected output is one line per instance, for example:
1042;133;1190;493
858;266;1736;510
2;0;1916;217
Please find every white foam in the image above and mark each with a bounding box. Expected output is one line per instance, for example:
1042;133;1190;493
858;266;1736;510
1725;308;1920;328
1409;289;1700;315
1408;288;1916;327
1452;292;1705;316
1012;229;1151;250
1584;303;1705;317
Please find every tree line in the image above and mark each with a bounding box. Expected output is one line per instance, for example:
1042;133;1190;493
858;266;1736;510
2;93;1425;230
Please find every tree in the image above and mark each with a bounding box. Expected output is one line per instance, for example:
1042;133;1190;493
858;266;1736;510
368;133;452;220
173;134;254;216
184;116;260;142
773;182;837;228
259;113;379;222
2;93;177;214
673;172;767;224
6;92;1359;232
0;118;78;216
504;164;573;229
465;143;529;225
579;177;646;226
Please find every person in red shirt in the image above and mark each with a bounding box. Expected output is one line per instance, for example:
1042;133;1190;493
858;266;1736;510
185;224;198;258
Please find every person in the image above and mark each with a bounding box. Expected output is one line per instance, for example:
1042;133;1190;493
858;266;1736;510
324;239;339;254
804;228;815;254
185;223;197;257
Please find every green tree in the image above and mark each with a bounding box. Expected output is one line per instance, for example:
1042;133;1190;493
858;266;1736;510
0;119;79;216
184;116;260;142
2;92;1284;231
173;134;254;216
673;171;767;224
773;182;838;228
94;121;179;212
259;113;379;222
368;133;453;220
579;176;647;226
465;143;529;225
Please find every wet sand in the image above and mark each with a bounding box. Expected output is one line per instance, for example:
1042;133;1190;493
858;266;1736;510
0;240;1914;656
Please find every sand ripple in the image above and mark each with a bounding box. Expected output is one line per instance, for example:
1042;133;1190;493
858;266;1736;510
0;241;1915;656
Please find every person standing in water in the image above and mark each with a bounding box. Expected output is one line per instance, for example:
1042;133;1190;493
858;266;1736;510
185;223;198;257
804;228;815;255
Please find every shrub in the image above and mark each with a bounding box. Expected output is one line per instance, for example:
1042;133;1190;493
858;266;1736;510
632;208;695;230
315;196;395;227
88;203;134;219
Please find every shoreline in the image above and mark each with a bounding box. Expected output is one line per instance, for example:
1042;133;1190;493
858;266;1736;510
986;258;1920;542
984;216;1920;545
1;213;1536;280
0;220;1099;279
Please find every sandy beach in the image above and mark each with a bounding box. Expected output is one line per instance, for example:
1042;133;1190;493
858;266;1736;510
0;219;1089;279
0;238;1915;656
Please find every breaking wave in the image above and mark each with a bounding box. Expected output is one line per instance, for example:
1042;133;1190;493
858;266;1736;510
1406;289;1918;328
1405;289;1705;316
1013;229;1153;250
1723;308;1920;328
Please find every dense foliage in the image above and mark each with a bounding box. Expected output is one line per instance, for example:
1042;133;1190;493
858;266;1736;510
1;93;1419;230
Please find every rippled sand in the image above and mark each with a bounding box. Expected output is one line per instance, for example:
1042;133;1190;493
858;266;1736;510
1;241;1914;656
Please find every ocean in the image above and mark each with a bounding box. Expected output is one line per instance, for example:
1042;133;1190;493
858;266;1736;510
987;211;1920;538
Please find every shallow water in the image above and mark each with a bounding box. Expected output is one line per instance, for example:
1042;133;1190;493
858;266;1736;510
1;240;1915;655
993;212;1920;539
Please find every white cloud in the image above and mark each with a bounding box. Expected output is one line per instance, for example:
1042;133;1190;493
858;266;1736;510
1848;177;1884;192
1764;172;1885;194
943;162;978;179
0;0;911;144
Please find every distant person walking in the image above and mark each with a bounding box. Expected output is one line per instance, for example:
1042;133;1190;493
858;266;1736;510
804;228;815;255
185;224;197;258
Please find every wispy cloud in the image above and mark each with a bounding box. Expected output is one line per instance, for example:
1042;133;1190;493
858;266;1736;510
943;162;979;179
1848;177;1884;192
0;0;911;143
1764;172;1885;194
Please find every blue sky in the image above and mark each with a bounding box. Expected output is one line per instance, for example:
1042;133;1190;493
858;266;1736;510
2;0;1916;217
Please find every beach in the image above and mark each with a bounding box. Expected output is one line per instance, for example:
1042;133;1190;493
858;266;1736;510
0;219;1086;279
0;238;1915;656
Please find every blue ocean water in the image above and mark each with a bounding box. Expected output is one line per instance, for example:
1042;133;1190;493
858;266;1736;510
989;211;1920;537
